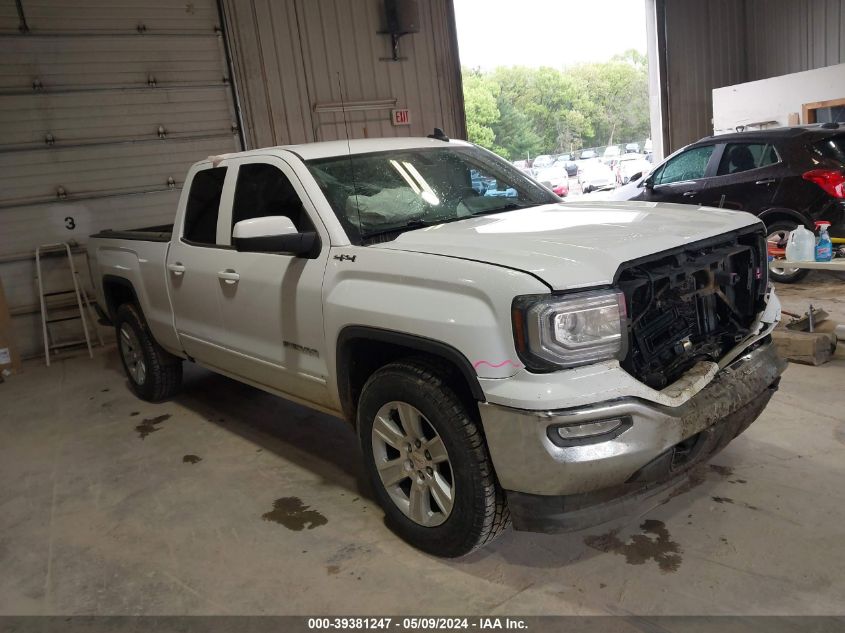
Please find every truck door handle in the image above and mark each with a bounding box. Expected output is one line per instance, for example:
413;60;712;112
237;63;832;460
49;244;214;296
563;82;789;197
755;178;776;185
682;191;697;197
167;263;186;276
217;269;240;284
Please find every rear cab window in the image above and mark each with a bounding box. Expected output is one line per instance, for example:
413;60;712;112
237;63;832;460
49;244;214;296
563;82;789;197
716;143;779;175
182;166;227;245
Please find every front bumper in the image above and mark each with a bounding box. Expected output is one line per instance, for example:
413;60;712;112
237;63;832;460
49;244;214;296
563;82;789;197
478;340;786;532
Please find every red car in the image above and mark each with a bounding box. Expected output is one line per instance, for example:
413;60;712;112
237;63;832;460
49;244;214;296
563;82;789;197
534;166;569;198
552;182;569;197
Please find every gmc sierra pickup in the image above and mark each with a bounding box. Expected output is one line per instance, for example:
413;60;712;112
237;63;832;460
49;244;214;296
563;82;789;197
89;136;785;557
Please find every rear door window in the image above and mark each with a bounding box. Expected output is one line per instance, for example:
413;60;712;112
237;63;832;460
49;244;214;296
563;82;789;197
183;167;227;245
652;145;714;185
716;143;779;175
812;135;845;165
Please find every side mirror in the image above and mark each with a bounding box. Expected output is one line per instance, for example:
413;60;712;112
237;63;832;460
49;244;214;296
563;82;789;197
643;175;654;189
232;216;318;257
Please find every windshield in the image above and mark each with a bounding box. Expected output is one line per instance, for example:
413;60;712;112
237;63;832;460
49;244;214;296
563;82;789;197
306;146;557;242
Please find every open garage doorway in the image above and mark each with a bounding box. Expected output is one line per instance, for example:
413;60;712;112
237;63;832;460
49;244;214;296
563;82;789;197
453;0;653;199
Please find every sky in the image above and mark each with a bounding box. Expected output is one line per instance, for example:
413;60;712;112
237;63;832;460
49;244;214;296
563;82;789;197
453;0;648;69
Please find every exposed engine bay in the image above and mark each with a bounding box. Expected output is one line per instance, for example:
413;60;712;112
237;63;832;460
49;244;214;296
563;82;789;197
617;229;768;390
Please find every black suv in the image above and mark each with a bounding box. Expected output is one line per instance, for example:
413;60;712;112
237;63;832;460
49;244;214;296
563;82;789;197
611;124;845;282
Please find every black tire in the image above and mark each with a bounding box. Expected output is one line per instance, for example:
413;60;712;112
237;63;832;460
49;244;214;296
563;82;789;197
766;219;811;284
357;359;509;557
115;303;183;401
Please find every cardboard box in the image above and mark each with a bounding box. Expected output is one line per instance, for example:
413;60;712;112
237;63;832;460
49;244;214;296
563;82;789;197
0;276;22;375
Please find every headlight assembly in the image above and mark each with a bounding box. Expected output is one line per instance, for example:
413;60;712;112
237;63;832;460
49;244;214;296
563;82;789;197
512;289;627;371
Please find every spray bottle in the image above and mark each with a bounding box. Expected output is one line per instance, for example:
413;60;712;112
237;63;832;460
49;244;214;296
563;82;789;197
815;220;833;262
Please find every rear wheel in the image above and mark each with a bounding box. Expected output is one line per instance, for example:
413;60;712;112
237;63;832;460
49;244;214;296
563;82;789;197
116;304;182;401
766;220;810;284
357;359;509;557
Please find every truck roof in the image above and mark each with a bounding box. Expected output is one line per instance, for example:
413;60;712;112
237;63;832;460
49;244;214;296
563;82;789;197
208;137;473;164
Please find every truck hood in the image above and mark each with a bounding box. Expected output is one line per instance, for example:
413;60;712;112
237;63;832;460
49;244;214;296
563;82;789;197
374;201;762;290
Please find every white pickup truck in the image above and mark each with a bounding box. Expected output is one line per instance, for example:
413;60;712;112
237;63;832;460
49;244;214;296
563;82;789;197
89;136;785;557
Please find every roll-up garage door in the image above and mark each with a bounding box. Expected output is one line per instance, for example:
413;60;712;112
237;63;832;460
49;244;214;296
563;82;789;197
0;0;242;358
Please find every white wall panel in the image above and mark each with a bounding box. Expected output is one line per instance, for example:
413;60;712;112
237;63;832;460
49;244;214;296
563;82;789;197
713;63;845;134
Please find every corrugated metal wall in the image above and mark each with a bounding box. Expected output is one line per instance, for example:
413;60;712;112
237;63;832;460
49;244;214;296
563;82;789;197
220;0;465;148
663;0;747;150
745;0;845;79
658;0;845;152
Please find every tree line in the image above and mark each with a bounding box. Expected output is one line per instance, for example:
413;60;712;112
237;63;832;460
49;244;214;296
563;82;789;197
462;50;651;160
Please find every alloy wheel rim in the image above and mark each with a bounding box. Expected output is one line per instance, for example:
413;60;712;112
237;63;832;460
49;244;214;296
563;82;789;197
119;324;146;385
767;228;800;276
371;401;455;527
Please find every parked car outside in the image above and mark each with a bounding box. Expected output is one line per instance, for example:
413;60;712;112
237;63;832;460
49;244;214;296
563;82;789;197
625;142;640;154
602;145;621;164
88;135;783;557
579;149;597;160
554;156;578;177
606;124;845;282
471;169;496;194
534;166;569;197
512;159;530;174
615;154;653;185
531;154;554;171
578;159;615;193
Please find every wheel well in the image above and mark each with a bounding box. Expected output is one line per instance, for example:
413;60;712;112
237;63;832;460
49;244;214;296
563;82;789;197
759;209;812;230
102;276;138;321
336;328;485;426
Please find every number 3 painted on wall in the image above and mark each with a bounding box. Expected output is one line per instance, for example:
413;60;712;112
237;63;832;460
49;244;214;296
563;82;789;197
65;216;76;230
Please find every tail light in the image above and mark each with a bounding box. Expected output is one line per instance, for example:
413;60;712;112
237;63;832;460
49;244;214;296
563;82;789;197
803;169;845;198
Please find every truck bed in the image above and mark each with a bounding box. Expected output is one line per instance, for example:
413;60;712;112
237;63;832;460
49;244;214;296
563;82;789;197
90;224;173;242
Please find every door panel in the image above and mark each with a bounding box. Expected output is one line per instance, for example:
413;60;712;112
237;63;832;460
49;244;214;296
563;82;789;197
167;165;230;367
647;179;708;205
698;142;782;213
166;241;229;367
212;156;331;406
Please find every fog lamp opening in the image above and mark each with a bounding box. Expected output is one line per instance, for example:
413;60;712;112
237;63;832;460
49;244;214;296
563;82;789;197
547;416;632;447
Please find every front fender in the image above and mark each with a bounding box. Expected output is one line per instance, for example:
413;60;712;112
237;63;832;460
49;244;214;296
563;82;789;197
322;247;549;410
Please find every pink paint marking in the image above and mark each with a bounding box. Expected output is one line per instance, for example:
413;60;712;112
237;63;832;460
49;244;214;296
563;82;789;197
473;359;524;370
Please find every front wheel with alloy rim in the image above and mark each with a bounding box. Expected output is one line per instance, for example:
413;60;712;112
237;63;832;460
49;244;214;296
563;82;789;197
115;303;183;401
766;220;810;284
358;359;510;557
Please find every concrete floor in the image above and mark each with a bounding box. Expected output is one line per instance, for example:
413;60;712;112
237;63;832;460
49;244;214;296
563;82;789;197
2;274;845;616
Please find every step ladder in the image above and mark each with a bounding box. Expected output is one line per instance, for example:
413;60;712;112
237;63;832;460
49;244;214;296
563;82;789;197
35;242;103;366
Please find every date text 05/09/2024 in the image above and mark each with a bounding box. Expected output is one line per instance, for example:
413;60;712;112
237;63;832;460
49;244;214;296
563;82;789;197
306;617;528;630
